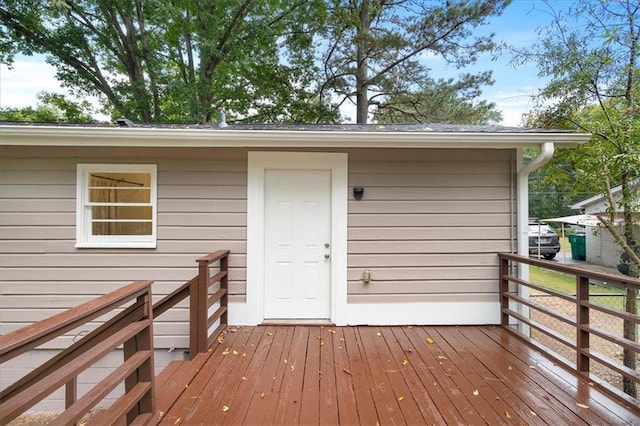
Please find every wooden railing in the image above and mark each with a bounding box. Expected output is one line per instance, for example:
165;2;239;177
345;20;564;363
0;280;155;425
0;250;229;424
153;249;229;359
499;253;640;405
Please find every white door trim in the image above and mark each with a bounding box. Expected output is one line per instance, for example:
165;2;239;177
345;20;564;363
247;152;348;325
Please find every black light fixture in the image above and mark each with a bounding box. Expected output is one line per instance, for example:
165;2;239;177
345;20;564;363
353;187;364;200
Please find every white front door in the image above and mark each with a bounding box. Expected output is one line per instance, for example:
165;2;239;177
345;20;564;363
263;169;331;319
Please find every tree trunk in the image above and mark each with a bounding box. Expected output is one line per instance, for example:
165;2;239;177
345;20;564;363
355;1;370;124
621;171;638;397
622;285;637;397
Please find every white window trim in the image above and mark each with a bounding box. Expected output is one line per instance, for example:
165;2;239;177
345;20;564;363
76;164;158;248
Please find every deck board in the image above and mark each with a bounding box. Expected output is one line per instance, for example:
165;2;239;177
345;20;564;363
155;325;640;425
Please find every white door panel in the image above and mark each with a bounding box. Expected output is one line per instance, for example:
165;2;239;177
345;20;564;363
264;169;331;319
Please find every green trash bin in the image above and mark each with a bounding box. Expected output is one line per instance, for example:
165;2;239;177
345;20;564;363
568;233;586;261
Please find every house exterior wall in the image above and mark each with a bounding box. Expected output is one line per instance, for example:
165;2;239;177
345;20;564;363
584;224;640;268
1;145;516;409
346;148;516;303
1;145;516;338
0;146;249;351
580;196;640;268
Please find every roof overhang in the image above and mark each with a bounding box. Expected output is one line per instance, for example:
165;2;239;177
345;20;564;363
0;125;591;149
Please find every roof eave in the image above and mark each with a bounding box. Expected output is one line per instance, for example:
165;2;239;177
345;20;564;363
0;125;591;148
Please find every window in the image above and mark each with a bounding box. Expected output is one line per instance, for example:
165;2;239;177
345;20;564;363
76;164;157;248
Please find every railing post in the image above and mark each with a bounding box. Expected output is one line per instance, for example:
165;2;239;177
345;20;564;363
220;254;229;327
499;254;510;326
65;378;76;411
123;290;155;422
576;274;590;373
191;258;209;357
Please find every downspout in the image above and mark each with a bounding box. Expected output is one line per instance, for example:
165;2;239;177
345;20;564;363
515;142;555;332
518;142;555;257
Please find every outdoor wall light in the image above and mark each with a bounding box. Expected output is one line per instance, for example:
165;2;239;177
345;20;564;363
353;187;364;200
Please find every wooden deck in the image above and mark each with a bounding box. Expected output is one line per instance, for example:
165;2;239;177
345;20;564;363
153;325;639;425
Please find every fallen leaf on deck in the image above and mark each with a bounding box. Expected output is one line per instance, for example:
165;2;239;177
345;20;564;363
261;393;266;398
529;365;536;369
222;406;230;412
508;365;513;370
504;411;511;419
291;365;295;371
329;329;336;334
402;359;409;366
340;337;345;342
398;396;404;401
437;355;447;360
576;403;589;409
283;359;288;364
530;410;537;416
426;337;434;344
232;350;238;355
343;369;352;375
174;417;181;424
242;377;247;381
473;389;479;396
267;332;273;336
377;332;382;336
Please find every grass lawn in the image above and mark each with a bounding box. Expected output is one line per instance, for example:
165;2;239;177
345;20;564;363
529;266;624;294
529;266;632;311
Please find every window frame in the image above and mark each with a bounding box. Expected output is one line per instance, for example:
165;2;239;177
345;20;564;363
76;164;158;248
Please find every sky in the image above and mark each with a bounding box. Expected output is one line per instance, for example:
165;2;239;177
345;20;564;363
0;0;565;126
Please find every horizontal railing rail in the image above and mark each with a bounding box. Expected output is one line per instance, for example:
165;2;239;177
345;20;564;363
499;253;640;406
0;280;155;425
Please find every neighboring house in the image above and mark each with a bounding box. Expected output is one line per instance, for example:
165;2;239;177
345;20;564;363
571;182;640;269
0;123;588;410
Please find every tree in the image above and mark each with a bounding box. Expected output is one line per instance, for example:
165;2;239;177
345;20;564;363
0;91;94;123
373;76;502;124
317;0;510;124
0;0;335;123
513;0;639;397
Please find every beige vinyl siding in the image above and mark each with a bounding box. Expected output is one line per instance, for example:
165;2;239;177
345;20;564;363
0;146;248;349
346;148;516;303
1;145;516;345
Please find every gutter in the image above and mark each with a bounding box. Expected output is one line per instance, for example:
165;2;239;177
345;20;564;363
0;125;591;149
